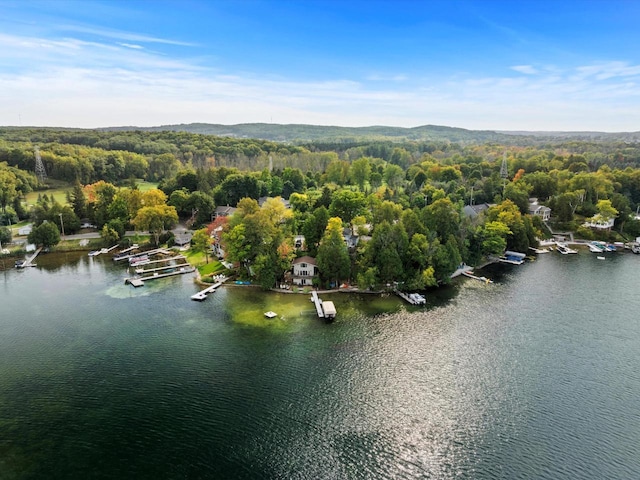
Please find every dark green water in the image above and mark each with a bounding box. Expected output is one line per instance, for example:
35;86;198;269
1;252;639;479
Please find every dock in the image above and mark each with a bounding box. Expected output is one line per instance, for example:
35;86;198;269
125;265;196;286
15;247;42;268
88;244;119;257
135;262;191;275
114;247;170;262
191;277;227;301
394;289;426;305
462;271;493;284
310;291;336;319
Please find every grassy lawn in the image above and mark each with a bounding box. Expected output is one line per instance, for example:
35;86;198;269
184;249;228;277
136;180;159;192
24;182;73;206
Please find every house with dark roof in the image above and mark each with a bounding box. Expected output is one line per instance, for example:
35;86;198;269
528;199;551;221
214;206;237;218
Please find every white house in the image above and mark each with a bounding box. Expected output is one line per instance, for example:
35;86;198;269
18;224;33;236
291;256;318;286
528;199;551;221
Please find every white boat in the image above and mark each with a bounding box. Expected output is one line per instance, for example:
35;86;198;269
555;242;578;254
529;247;549;254
264;311;278;318
589;242;605;253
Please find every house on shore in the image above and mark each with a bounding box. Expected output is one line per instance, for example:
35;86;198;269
289;256;318;286
528;198;551;221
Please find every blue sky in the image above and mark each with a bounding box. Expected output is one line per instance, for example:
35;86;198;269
1;0;639;131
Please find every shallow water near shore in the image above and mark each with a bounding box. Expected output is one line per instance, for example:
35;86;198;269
1;251;640;478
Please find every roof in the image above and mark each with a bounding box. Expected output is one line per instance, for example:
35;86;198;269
215;206;237;216
463;203;490;218
293;255;316;265
174;232;193;245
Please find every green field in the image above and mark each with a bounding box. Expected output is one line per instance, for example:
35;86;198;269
23;179;159;207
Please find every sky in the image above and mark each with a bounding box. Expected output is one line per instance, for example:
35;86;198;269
1;0;640;132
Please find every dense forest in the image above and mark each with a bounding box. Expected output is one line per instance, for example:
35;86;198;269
2;126;640;289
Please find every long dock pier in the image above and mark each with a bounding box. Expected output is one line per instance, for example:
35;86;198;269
125;265;196;287
114;247;170;262
15;247;42;268
191;277;227;301
134;261;191;275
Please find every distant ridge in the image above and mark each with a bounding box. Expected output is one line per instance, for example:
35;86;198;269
100;122;640;144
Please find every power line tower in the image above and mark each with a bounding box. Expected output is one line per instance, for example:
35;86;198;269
34;146;47;183
500;150;508;193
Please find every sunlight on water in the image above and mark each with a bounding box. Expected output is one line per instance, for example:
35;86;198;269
1;253;640;478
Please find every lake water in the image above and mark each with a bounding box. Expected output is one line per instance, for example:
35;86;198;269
1;251;639;479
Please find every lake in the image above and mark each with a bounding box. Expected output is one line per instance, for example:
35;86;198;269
1;251;639;479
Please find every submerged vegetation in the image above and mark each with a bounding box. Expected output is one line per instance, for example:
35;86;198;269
2;125;640;289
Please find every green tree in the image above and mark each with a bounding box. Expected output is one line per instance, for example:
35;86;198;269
191;228;212;263
132;205;179;246
329;189;366;227
100;224;120;246
480;221;511;256
317;217;350;287
350;157;372;190
0;226;11;245
28;221;60;248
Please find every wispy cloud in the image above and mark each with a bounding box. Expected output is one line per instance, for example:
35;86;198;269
511;65;538;75
1;30;640;131
58;24;197;47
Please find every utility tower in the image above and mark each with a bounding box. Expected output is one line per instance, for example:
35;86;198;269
34;146;47;183
500;151;508;193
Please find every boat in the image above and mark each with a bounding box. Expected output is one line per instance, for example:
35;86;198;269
589;242;605;253
631;244;640;254
529;247;549;254
555;242;578;254
129;254;150;266
597;256;606;260
264;311;278;318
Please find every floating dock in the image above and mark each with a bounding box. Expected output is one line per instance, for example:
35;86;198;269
125;265;196;286
310;291;336;319
394;290;426;305
190;277;227;301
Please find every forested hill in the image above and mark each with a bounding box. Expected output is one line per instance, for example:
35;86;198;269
101;122;640;144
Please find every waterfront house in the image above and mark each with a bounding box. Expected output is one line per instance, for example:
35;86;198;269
291;256;318;286
528;199;551;221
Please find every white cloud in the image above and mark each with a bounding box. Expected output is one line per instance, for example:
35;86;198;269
1;31;640;131
511;65;538;75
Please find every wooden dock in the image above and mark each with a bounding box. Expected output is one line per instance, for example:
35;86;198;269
114;247;169;262
394;289;426;305
125;265;196;286
16;247;42;268
191;277;227;301
135;262;190;275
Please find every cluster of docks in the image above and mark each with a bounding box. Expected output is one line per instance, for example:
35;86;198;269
98;245;198;288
